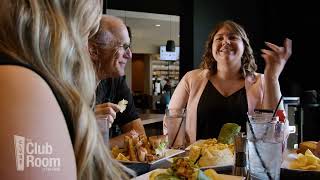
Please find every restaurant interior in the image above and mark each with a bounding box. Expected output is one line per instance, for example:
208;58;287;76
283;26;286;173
107;0;320;141
105;0;320;179
2;0;320;179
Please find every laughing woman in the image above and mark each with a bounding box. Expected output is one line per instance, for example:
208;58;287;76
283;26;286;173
164;20;292;144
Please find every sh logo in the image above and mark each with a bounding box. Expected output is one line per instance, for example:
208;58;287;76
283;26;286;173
14;135;25;171
13;135;61;171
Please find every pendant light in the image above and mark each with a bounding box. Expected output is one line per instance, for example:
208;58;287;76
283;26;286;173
166;15;175;52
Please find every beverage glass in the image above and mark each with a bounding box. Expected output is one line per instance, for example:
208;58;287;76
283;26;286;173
165;108;186;149
247;114;284;180
97;118;110;145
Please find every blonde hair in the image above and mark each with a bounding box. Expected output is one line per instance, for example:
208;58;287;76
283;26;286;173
0;0;130;179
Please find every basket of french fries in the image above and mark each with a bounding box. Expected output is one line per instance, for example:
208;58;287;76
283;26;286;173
281;141;320;179
111;130;185;164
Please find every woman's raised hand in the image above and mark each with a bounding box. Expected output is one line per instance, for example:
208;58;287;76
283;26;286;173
261;38;292;80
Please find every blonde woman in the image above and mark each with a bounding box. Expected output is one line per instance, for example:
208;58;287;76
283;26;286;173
0;0;130;179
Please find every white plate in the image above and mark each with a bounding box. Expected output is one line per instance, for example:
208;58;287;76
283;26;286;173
185;139;206;150
199;164;234;170
281;151;320;172
131;169;166;180
118;149;185;165
132;168;244;180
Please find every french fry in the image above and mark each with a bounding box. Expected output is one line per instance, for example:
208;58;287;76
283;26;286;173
116;153;130;161
137;146;148;162
124;135;130;152
289;149;320;171
128;138;138;161
111;145;120;158
112;130;167;163
140;135;152;154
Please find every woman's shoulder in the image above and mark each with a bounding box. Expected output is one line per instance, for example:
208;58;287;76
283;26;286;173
185;68;207;75
0;64;45;83
0;65;63;116
0;65;55;92
0;65;66;131
183;69;209;80
0;65;76;179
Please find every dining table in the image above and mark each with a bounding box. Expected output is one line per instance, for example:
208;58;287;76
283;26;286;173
122;149;320;180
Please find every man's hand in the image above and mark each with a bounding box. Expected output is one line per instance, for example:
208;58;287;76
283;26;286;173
95;103;121;128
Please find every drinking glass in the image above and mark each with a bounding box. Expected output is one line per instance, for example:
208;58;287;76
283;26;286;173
97;118;110;145
247;114;284;180
165;108;186;149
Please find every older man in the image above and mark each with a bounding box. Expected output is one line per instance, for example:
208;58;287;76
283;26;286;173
89;15;145;147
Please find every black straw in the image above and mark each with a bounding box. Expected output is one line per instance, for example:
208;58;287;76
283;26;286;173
272;95;284;118
194;150;202;165
170;116;185;149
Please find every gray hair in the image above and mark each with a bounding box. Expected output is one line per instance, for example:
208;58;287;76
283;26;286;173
90;15;127;48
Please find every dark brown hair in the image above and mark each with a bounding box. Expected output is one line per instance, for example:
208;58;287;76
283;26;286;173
200;20;257;78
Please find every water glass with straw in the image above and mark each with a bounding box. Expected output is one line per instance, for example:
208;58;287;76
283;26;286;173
247;96;285;180
165;108;186;149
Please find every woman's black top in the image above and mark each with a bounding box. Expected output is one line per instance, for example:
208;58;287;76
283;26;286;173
0;54;74;144
196;81;248;139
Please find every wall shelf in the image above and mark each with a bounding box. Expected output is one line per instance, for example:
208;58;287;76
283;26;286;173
151;59;180;93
